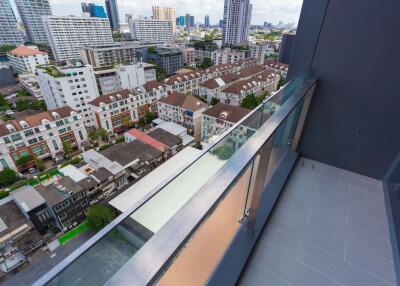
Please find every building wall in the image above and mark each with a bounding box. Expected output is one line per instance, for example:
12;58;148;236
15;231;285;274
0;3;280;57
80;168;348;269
8;52;49;74
278;33;296;65
130;19;173;42
0;0;24;45
291;0;400;179
38;65;100;126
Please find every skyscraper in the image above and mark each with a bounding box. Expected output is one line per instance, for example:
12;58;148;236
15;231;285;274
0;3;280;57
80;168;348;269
204;15;210;28
105;0;119;31
176;16;185;26
152;6;176;33
81;3;107;18
15;0;52;44
0;0;24;45
185;14;195;31
222;0;252;46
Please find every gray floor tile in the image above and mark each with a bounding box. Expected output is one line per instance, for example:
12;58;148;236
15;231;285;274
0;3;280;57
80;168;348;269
345;243;396;285
240;259;289;286
239;158;396;286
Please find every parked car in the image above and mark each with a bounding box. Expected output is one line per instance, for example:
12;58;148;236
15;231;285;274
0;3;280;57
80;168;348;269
28;167;36;174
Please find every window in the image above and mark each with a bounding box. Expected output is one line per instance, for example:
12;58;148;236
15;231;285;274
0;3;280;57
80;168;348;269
78;130;84;141
28;138;38;145
56;120;64;127
58;212;67;220
45;124;51;130
52;140;58;150
105;121;110;130
34;127;40;133
38;136;43;141
3;137;10;144
48;132;53;137
24;129;34;137
81;199;88;207
11;133;22;141
73;115;78;121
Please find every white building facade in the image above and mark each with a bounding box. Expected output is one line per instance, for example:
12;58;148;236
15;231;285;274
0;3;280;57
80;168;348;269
7;45;49;74
38;64;100;126
222;0;252;46
42;16;113;62
0;0;24;45
0;106;88;172
129;18;173;42
211;48;247;65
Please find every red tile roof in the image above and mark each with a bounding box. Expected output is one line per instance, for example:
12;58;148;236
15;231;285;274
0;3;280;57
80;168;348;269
264;60;289;71
126;128;169;152
143;80;163;92
8;46;47;57
0;106;76;136
164;70;207;85
200;73;240;89
158;92;207;111
89;89;135;107
222;70;279;95
203;103;251;123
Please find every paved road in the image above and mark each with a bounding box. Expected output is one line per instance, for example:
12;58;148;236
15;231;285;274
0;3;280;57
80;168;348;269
1;231;94;286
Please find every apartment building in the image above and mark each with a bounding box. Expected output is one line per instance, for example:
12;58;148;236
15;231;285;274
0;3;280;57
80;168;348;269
264;60;289;78
42;15;113;62
222;0;252;46
130;18;173;42
80;42;164;69
0;106;88;172
201;103;250;141
7;46;49;74
180;47;196;66
220;70;280;106
0;0;24;45
249;42;268;64
15;0;52;44
38;63;100;126
143;80;167;112
211;48;247;65
105;0;119;32
152;6;176;33
89;88;157;135
158;92;207;140
147;47;183;75
93;63;148;95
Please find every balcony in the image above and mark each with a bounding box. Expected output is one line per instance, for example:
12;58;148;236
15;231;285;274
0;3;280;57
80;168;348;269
33;70;397;286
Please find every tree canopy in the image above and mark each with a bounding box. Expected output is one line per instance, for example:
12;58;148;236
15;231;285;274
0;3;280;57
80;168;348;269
198;57;213;69
0;168;18;187
86;205;115;231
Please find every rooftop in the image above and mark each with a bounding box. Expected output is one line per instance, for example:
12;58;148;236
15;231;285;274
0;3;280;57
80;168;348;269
126;128;169;152
101;141;162;166
202;103;251;123
142;80;163;92
158;92;207;111
0;201;30;238
8;46;47;57
222;70;279;95
89;89;134;107
199;73;239;89
37;176;84;206
91;167;113;183
11;185;46;213
148;128;183;148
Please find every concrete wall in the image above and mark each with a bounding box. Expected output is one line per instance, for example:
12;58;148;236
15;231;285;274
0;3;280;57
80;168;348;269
291;0;400;179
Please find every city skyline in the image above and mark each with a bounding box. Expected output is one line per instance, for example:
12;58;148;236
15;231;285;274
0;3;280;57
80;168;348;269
9;0;302;26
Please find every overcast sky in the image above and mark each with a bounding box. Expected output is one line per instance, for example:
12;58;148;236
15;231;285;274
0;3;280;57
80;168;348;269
43;0;303;25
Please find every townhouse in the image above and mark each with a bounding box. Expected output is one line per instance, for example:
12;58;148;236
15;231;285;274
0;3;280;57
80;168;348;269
0;107;88;172
220;70;280;106
264;60;289;78
163;70;208;96
157;92;208;140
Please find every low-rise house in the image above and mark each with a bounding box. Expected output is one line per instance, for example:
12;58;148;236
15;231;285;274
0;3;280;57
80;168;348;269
89;88;153;135
36;176;90;231
199;73;239;103
163;70;208;96
152;120;195;147
0;107;88;172
220;70;280;106
142;80;167;113
148;128;183;156
157;92;208;140
201;103;250;141
7;46;49;75
264;60;289;78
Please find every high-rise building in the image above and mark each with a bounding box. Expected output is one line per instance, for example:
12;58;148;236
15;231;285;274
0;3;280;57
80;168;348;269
81;3;107;18
15;0;52;44
42;15;113;62
7;45;49;74
204;15;210;28
185;14;195;31
147;47;183;75
222;0;252;46
37;63;100;126
129;18;173;42
152;6;176;33
278;32;296;65
176;15;185;26
105;0;120;31
0;0;24;45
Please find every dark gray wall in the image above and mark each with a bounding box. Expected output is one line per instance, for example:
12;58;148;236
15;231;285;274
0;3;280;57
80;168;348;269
278;33;296;65
0;66;16;87
291;0;400;179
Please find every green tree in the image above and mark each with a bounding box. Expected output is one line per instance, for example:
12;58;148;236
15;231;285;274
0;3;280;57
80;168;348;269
199;57;213;69
17;90;30;97
0;168;18;187
148;60;167;81
0;44;16;54
30;100;47;111
86;205;115;231
122;117;133;131
0;94;9;109
143;111;157;124
15;154;34;166
210;97;220;106
88;128;99;143
62;141;72;158
112;32;122;42
240;93;258;109
35;158;45;172
15;99;31;111
97;128;109;142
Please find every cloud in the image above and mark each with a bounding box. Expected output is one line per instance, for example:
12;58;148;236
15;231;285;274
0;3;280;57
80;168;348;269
48;0;303;25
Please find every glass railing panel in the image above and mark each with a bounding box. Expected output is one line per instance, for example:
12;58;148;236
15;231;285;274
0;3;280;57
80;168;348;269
155;160;255;286
48;217;149;286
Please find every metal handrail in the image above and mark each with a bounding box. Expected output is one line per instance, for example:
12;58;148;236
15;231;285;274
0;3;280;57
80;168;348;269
33;71;312;286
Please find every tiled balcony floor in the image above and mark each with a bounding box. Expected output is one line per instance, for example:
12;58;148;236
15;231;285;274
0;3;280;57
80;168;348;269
239;157;396;286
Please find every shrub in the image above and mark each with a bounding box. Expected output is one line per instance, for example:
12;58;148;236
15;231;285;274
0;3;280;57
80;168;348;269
0;168;18;187
15;155;34;166
98;143;112;151
86;205;115;231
